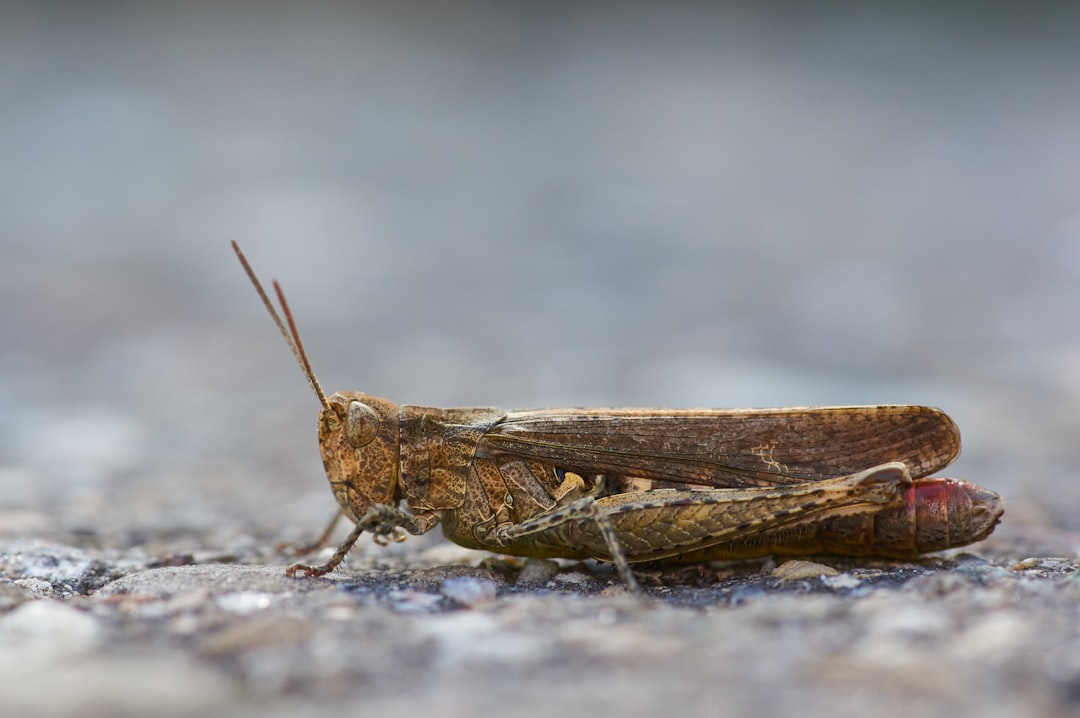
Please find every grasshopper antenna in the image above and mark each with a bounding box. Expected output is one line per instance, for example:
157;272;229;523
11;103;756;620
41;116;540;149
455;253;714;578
231;241;333;414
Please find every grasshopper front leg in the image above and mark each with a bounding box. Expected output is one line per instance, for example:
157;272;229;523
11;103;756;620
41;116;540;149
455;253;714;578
286;505;432;578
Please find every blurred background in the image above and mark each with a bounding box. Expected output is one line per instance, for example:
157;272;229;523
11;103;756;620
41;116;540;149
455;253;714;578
2;1;1078;552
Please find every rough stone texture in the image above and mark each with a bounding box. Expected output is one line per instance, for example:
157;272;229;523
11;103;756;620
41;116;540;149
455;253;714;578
3;3;1080;718
4;545;1080;718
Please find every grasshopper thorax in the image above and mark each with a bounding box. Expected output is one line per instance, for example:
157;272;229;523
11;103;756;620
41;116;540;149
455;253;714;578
319;391;401;522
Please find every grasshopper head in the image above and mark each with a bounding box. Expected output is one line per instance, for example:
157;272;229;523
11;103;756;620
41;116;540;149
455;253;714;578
319;392;401;522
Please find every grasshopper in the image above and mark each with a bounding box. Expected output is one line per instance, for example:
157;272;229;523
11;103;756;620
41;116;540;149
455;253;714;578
233;242;1003;591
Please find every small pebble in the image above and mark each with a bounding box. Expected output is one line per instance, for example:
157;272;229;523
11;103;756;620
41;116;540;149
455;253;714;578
517;558;560;584
216;591;274;614
1010;557;1077;573
772;560;840;581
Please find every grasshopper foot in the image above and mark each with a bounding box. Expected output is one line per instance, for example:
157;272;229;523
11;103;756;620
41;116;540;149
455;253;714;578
285;561;333;578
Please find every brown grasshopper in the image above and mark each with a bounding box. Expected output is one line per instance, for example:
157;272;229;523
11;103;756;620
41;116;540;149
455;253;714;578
233;242;1003;591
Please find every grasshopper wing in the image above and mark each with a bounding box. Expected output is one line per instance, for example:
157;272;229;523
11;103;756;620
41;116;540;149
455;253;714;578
476;405;959;488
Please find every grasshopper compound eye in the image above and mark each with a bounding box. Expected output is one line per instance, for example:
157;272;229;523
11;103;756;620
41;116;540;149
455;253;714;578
346;401;380;448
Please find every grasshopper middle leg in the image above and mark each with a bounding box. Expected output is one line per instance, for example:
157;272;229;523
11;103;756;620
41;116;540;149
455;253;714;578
494;488;643;593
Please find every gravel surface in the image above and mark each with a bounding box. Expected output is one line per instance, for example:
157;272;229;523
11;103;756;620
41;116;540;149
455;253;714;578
3;4;1080;717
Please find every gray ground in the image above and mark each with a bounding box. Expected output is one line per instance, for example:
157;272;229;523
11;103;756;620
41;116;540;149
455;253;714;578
3;3;1080;717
